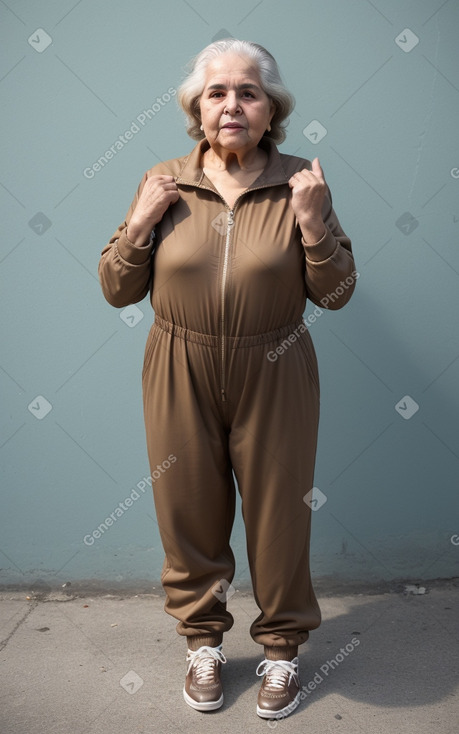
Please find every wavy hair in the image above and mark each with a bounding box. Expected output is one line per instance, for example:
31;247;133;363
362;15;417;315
177;39;295;144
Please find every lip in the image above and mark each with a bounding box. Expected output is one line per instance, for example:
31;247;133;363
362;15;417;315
222;123;245;129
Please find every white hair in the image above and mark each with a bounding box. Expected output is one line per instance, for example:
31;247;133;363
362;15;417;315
177;39;295;144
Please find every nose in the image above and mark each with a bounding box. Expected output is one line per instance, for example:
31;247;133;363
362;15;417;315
224;92;242;115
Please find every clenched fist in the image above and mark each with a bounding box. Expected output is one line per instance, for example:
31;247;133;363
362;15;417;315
127;174;180;246
289;158;327;243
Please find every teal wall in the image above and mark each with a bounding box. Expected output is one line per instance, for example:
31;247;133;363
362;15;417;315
1;0;458;589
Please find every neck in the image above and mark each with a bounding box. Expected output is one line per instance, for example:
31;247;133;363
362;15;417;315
203;144;264;172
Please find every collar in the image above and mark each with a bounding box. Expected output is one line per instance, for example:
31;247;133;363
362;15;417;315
175;136;291;189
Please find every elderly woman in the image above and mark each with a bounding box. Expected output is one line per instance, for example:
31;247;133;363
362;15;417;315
99;39;356;720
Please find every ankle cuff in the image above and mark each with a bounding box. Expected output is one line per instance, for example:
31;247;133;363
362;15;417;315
187;634;223;651
264;644;298;661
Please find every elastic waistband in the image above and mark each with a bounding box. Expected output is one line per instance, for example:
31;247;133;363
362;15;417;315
153;314;305;348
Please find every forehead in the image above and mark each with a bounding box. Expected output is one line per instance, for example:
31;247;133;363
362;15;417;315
203;53;262;86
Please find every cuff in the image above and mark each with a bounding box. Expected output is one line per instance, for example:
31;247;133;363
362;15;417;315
116;229;153;265
302;226;338;263
187;633;223;650
264;644;298;661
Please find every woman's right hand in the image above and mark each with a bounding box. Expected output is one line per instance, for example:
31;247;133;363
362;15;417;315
126;174;180;245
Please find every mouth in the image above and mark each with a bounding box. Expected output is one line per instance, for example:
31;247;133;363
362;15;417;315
222;123;245;130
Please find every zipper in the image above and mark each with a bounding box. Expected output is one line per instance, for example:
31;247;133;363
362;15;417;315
220;208;234;402
175;178;289;403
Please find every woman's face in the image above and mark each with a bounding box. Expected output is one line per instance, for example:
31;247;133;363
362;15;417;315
199;53;275;155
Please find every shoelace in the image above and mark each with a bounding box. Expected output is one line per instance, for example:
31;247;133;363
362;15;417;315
186;645;227;684
256;657;299;690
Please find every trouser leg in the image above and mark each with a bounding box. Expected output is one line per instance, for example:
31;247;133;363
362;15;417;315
142;323;235;642
227;328;322;649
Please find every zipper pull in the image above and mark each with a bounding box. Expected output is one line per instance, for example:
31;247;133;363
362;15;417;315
227;210;234;227
221;387;227;402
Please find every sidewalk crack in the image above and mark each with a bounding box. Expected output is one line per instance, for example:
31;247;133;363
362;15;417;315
0;600;38;652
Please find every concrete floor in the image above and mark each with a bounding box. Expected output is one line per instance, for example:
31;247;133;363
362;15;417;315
0;579;458;733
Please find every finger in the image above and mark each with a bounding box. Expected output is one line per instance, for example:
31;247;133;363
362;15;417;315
146;174;175;183
145;182;178;197
311;157;325;181
288;170;307;186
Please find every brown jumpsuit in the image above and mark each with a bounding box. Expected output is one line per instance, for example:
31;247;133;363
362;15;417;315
99;137;356;651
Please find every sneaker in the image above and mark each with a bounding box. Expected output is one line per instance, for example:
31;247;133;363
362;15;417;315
183;645;227;711
256;656;301;719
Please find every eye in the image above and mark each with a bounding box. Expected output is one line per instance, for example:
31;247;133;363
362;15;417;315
242;91;255;98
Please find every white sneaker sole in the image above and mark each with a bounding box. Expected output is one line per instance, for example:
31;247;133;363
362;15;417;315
183;687;224;711
257;691;301;719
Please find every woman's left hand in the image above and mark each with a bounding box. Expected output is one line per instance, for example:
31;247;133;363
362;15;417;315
289;158;327;243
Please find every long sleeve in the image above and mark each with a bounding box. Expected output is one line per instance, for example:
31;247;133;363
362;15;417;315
98;173;154;308
302;186;357;310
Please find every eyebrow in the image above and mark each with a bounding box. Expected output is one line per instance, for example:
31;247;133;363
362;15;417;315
206;83;260;91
